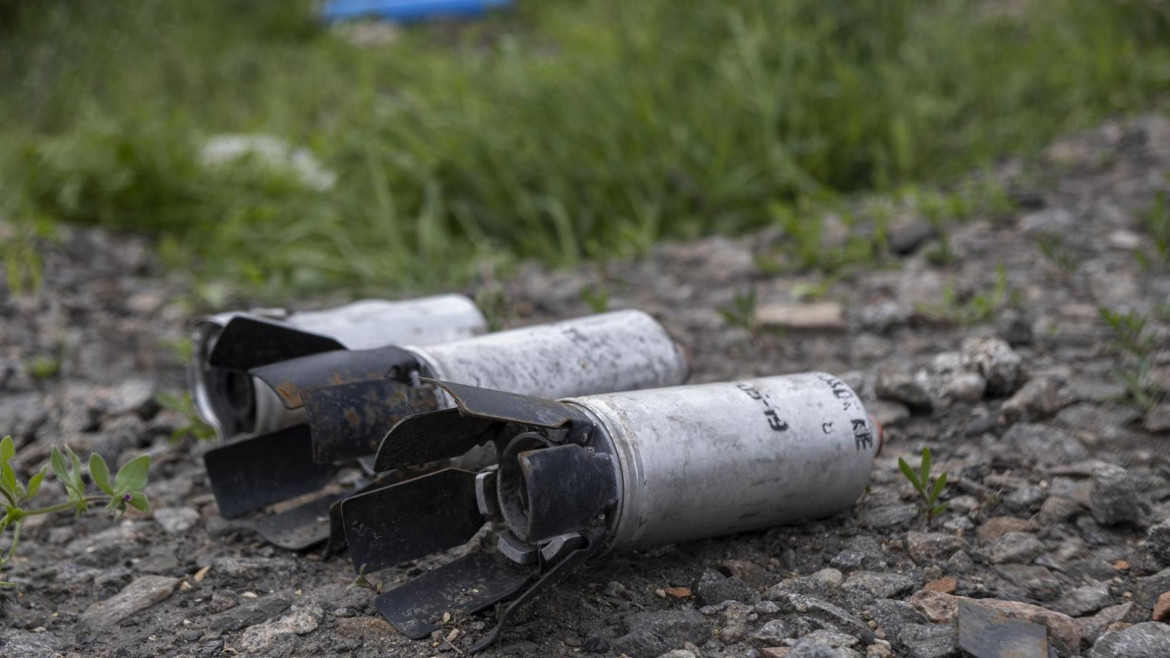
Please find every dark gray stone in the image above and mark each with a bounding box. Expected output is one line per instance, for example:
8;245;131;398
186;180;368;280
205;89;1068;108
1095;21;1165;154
902;622;960;658
208;597;293;633
1091;622;1170;658
999;423;1087;464
829;549;865;571
1054;582;1112;617
696;568;759;606
612;610;711;658
990;532;1047;564
785;639;842;658
860;504;918;529
1147;522;1170;566
583;636;609;653
888;221;939;256
869;599;927;650
997;310;1033;346
1090;464;1144;526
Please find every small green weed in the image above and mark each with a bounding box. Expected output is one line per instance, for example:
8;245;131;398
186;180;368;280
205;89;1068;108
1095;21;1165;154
924;234;956;267
920;264;1011;325
474;285;508;333
580;284;610;314
1099;308;1156;355
26;355;60;381
898;447;948;527
1141;190;1170;263
1099;308;1165;413
1037;236;1079;274
719;285;758;332
154;392;216;442
1;436;152;587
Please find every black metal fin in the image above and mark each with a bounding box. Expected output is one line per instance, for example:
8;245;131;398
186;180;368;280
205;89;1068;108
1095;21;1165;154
342;468;485;575
373;407;499;472
249;345;419;410
511;445;616;543
253;493;340;551
374;552;534;640
468;528;605;653
427;379;589;427
303;379;440;464
203;425;337;518
207;316;345;371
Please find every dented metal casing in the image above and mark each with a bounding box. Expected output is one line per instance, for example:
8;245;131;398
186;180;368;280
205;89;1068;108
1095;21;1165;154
190;295;486;438
351;373;879;651
202;310;690;549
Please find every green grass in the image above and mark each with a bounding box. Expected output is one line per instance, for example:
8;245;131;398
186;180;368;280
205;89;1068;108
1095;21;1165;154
2;1;1169;297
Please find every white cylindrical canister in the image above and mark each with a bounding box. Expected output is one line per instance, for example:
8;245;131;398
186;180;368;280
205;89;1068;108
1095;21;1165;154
407;309;689;402
190;294;487;438
570;373;878;552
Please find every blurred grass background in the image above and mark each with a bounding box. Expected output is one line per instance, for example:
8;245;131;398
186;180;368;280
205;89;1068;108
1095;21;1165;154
1;0;1169;297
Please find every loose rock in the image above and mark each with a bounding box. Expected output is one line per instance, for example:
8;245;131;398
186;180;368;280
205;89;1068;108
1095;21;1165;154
80;575;180;628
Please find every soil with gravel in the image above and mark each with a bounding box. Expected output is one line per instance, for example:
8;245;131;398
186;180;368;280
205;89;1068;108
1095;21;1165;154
3;116;1170;658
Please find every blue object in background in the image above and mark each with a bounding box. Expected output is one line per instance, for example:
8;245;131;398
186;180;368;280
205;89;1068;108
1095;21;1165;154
321;0;512;24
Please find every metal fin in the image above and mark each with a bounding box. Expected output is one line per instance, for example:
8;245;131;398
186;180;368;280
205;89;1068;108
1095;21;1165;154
375;552;534;640
207;316;345;371
427;379;588;427
468;529;604;653
373;408;498;472
342;469;485;575
304;379;440;464
253;493;340;551
249;345;419;409
203;425;337;518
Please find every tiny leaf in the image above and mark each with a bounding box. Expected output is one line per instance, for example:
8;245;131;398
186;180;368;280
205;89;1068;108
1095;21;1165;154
929;472;948;503
113;455;151;494
126;492;151;514
919;448;932;486
931;503;948;518
50;446;68;483
0;463;19;500
0;436;13;463
898;458;921;491
26;466;46;499
89;454;114;495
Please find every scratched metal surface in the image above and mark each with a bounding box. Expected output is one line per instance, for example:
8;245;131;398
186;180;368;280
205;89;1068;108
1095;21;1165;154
573;373;878;552
409;309;689;404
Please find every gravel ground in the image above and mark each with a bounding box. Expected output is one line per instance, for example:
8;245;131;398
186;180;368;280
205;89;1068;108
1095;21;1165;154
3;115;1170;657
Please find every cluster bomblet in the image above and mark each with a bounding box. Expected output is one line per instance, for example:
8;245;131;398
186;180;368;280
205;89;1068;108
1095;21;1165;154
190;294;488;439
199;309;690;551
343;372;883;652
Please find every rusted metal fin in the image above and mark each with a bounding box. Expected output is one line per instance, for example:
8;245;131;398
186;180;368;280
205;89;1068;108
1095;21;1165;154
249;345;419;409
342;469;485;575
468;528;605;653
207;316;345;371
426;379;589;428
374;552;534;640
303;379;441;464
254;493;340;551
373;407;498;472
203;425;337;518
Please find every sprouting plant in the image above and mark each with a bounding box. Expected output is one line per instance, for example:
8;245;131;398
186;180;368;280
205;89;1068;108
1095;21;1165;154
474;284;508;333
1099;308;1165;413
924;233;956;267
26;355;61;381
580;283;610;314
351;564;382;594
919;264;1010;325
154;392;216;441
1037;236;1077;274
898;447;948;527
719;285;758;332
1142;190;1169;263
1;436;152;587
1099;308;1156;355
